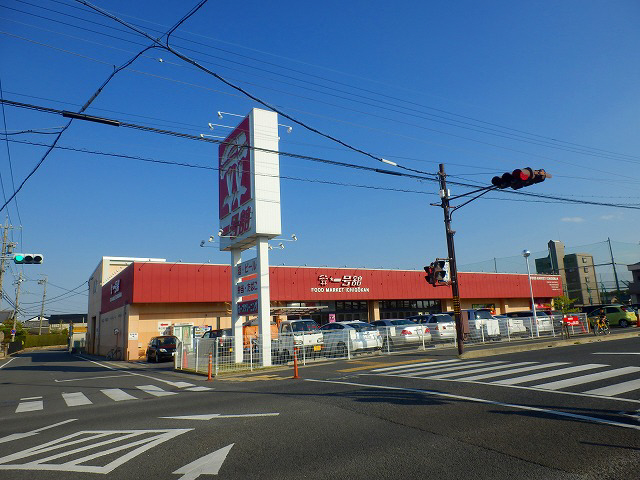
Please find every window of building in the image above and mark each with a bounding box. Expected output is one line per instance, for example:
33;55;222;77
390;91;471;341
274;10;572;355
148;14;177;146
585;276;590;283
584;267;589;273
582;257;587;263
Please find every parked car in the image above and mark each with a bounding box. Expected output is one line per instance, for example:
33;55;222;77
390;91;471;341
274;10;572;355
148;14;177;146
408;314;457;341
276;319;324;362
493;314;527;336
320;321;382;356
370;319;431;350
202;328;234;356
146;335;178;362
587;305;637;328
505;311;554;334
460;309;501;340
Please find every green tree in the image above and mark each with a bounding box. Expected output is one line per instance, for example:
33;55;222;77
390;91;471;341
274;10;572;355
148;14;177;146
553;295;579;314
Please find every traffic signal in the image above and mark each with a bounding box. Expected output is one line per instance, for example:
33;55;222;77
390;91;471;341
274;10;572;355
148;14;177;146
424;265;434;285
491;167;551;190
433;259;450;284
13;253;43;264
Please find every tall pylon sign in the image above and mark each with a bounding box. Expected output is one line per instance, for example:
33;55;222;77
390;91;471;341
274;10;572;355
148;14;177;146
218;108;281;366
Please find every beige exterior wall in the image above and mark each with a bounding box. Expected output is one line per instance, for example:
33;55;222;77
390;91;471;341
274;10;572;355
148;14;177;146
433;298;532;315
87;256;166;355
128;302;230;360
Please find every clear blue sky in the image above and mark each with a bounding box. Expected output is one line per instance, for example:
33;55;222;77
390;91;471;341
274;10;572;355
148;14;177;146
0;0;639;317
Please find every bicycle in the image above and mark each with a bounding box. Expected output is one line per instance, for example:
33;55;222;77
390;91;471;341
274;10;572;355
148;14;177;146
593;316;610;336
105;346;122;360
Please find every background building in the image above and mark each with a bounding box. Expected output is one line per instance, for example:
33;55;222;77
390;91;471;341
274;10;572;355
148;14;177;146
535;240;600;305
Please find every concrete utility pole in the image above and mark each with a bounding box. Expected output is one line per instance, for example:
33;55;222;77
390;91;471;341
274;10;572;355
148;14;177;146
38;275;48;335
11;272;23;342
438;164;464;355
0;219;18;311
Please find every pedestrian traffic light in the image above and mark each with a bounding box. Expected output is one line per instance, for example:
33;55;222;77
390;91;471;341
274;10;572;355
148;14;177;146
424;265;435;285
433;259;450;284
491;167;551;190
13;253;43;264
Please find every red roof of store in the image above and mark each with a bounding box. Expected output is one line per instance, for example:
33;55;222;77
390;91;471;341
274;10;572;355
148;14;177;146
101;263;562;313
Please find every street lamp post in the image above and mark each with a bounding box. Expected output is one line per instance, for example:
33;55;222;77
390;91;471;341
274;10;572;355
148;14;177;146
522;250;539;337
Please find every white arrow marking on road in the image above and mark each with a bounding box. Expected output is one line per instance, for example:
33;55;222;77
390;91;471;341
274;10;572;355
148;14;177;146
0;419;77;444
160;413;279;420
173;444;234;479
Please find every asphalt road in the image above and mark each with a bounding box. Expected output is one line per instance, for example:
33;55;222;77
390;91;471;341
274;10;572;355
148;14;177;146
0;336;638;479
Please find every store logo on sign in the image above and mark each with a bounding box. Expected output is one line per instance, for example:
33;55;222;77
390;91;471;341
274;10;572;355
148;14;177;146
311;275;370;293
219;116;253;239
110;279;122;302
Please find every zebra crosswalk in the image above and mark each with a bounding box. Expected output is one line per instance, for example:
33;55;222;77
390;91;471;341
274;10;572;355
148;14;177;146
368;359;640;401
14;382;213;414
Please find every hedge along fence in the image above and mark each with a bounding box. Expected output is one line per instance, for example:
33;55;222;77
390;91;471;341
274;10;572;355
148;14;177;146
23;333;67;348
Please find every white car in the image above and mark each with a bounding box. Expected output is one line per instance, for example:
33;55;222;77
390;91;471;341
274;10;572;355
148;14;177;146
320;321;382;357
371;319;431;350
506;311;554;334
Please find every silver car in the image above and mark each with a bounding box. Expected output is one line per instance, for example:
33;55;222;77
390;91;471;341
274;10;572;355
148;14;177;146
409;314;457;341
371;319;431;350
320;321;382;357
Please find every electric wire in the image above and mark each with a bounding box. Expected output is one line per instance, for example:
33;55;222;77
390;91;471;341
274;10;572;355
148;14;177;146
3;28;639;185
0;2;208;214
1;104;638;210
22;0;640;164
7;0;640;165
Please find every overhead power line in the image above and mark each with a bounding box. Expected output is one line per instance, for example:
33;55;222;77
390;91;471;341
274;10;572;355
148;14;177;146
14;0;640;165
0;1;208;214
2;97;639;211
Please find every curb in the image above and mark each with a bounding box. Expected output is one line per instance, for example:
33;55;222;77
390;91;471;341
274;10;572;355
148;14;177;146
460;331;640;359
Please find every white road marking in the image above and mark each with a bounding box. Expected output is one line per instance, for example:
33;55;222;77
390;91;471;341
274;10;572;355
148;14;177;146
593;352;640;355
0;429;191;473
76;355;120;370
101;389;137;401
427;362;535;379
16;398;44;413
184;386;213;392
378;360;482;375
55;374;132;383
371;359;461;373
137;385;177;397
306;378;640;431
0;419;77;444
584;379;640;397
21;396;44;401
402;361;502;377
0;358;15;369
534;367;640;391
62;392;93;406
173;444;234;479
463;362;569;381
160;413;279;420
493;364;607;385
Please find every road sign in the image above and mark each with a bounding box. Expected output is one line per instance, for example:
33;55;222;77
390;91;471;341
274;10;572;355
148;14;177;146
10;329;16;335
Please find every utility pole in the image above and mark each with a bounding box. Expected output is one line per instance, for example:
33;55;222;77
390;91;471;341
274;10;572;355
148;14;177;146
607;237;621;301
11;272;23;342
38;275;48;335
438;164;464;355
0;219;18;310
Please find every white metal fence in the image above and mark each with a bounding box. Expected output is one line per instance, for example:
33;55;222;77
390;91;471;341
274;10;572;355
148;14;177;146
175;314;593;374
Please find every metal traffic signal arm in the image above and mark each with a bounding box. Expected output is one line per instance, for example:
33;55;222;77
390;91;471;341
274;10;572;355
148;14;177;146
433;164;550;356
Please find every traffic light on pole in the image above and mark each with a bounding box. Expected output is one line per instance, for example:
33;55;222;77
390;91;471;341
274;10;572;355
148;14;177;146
13;253;43;264
424;265;435;285
491;167;551;190
433;259;450;284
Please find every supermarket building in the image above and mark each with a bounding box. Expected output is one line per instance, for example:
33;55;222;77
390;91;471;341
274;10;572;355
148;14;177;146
87;257;563;360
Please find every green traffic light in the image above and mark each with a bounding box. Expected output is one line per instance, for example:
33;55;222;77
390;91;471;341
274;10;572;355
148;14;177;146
14;254;24;263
